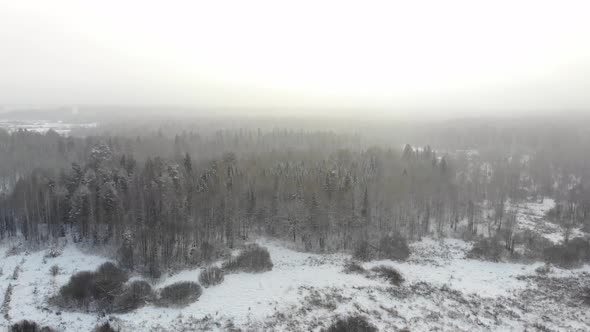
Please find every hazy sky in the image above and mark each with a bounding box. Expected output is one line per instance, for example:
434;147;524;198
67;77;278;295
1;0;589;117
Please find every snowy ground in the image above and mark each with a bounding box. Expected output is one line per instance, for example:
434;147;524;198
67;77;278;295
514;198;586;244
0;120;97;135
1;237;589;331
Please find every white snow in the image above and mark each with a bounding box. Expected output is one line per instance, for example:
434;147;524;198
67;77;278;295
514;198;586;244
1;237;589;331
0;120;97;135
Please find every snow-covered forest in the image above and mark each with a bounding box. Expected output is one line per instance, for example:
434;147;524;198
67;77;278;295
0;117;589;331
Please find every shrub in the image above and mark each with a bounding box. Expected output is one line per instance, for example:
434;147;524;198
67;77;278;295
158;281;202;307
543;245;579;268
467;237;504;262
50;265;60;277
58;262;129;310
93;322;119;332
371;265;404;286
44;247;62;259
582;287;590;306
10;320;57;332
522;231;554;259
343;260;366;274
323;316;377;332
352;241;375;262
535;263;552;275
199;266;224;287
92;262;128;297
112;280;155;313
567;238;590;262
542;239;590;268
223;244;273;273
59;271;95;304
378;233;410;261
3;284;14;318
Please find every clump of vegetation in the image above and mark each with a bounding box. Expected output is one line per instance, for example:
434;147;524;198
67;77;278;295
57;262;129;311
10;320;57;332
44;246;62;259
378;233;410;261
93;262;128;298
5;244;24;258
343;260;366;274
112;280;155;313
582;287;590;306
93;322;120;332
50;265;60;277
323;315;377;332
543;238;590;268
12;264;20;280
467;237;505;262
371;265;404;285
3;284;14;320
199;266;224;287
223;244;273;273
157;281;202;307
535;263;553;275
522;231;554;260
353;241;375;262
58;271;95;305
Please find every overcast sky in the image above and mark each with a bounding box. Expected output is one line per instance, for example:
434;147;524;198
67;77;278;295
1;0;589;117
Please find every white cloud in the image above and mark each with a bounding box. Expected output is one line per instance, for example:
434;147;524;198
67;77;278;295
1;0;589;115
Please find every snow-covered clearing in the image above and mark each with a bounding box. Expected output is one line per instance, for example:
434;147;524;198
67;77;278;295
514;198;586;244
1;237;589;331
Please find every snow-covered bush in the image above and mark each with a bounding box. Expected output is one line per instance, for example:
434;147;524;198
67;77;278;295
378;233;410;261
199;266;224;287
92;263;129;305
223;244;273;273
59;271;95;305
3;284;14;320
188;241;228;265
582;287;590;306
44;246;62;259
371;265;404;285
112;280;155;313
535;263;552;275
158;281;202;307
568;238;590;261
343;260;366;274
10;320;57;332
522;231;554;259
58;262;129;310
50;264;60;277
6;244;23;257
93;322;119;332
467;237;504;262
352;241;375;262
323;315;377;332
543;238;590;268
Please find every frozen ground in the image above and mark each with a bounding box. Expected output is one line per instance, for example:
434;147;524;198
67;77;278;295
1;237;589;331
0;120;97;135
514;198;585;244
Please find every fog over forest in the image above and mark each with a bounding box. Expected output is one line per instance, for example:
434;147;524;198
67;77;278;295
1;1;590;332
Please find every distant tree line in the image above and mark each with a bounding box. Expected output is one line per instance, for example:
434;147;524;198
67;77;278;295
1;124;590;275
